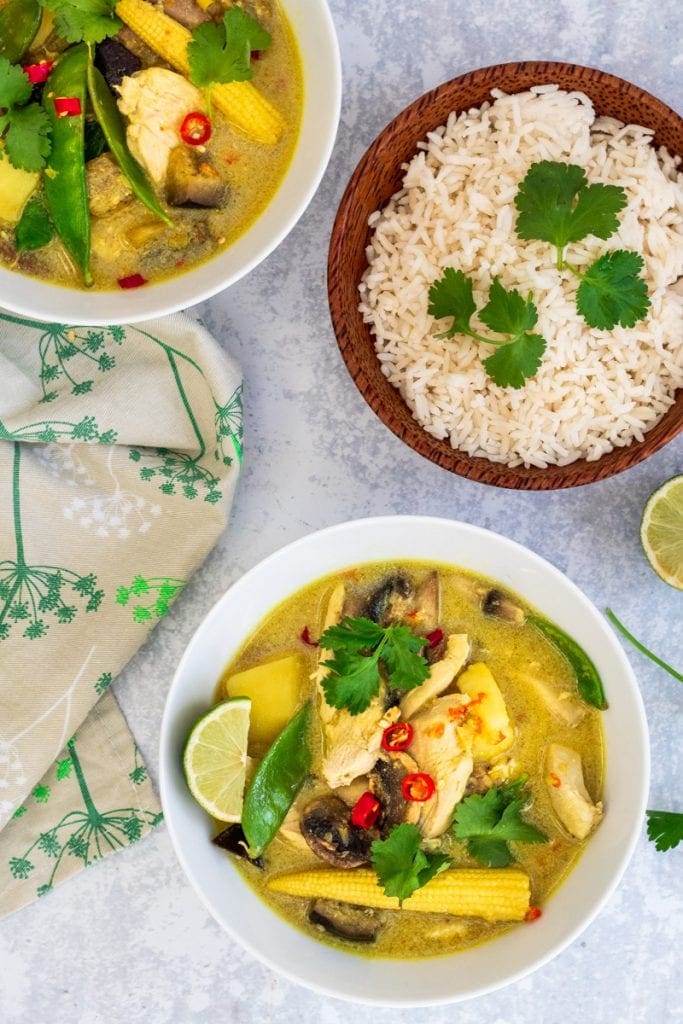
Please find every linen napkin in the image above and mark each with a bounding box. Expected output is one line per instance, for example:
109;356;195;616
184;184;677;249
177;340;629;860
0;310;243;917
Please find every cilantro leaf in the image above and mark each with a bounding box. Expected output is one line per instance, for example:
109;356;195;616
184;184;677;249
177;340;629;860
427;267;476;336
0;58;31;109
453;779;546;867
2;103;52;171
188;8;272;89
576;250;650;329
39;0;121;44
16;194;54;252
371;823;451;904
515;160;626;250
319;616;429;716
646;810;683;853
483;333;546;390
479;276;537;336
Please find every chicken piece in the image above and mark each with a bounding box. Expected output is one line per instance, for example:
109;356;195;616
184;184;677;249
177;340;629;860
314;584;400;789
116;68;204;184
409;694;474;838
86;153;133;217
524;674;586;728
166;147;227;208
457;663;514;762
163;0;211;27
400;633;469;719
545;743;603;840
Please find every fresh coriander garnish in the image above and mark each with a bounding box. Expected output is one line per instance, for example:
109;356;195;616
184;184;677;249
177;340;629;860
452;777;547;867
514;160;651;330
428;269;546;389
646;810;683;852
0;57;51;171
319;615;429;716
188;7;271;94
38;0;122;44
371;822;451;904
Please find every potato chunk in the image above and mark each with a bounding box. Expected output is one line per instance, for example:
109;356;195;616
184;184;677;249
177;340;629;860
224;654;304;746
546;743;603;840
457;662;514;761
0;153;38;224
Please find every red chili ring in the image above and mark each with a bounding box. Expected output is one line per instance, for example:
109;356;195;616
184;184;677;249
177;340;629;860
350;791;381;830
180;111;212;146
401;772;436;802
381;721;414;752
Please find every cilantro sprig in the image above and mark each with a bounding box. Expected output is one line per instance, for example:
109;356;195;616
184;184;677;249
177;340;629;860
0;58;51;171
646;810;683;852
319;615;430;716
428;269;546;389
515;160;651;330
371;823;451;904
38;0;121;44
452;777;547;867
188;7;271;95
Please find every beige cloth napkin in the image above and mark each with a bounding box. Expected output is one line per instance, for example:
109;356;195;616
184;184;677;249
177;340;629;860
0;311;242;916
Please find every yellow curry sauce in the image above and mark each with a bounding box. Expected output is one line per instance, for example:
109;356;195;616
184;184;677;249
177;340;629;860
0;1;303;290
216;562;604;960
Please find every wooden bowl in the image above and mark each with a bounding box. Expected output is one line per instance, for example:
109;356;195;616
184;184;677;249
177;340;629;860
328;62;683;489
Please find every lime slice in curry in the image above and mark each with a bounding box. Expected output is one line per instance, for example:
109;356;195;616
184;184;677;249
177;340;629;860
183;698;251;822
640;475;683;590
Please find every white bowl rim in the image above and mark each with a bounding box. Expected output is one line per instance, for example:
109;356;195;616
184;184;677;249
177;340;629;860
159;515;650;1006
0;0;342;326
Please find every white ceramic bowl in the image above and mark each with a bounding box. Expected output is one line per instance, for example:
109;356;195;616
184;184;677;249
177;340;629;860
0;0;341;326
159;516;649;1006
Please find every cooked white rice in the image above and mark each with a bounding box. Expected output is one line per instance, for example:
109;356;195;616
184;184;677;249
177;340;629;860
358;86;683;468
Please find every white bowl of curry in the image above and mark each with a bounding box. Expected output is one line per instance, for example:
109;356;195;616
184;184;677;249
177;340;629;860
159;516;649;1005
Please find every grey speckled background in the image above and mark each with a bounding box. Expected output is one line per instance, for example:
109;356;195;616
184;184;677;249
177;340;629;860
2;1;682;1021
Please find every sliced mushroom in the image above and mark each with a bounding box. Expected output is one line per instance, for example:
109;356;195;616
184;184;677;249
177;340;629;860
369;752;420;833
482;589;525;624
413;571;440;634
163;0;211;29
212;824;264;868
366;573;415;626
300;796;376;868
308;900;383;943
94;37;142;89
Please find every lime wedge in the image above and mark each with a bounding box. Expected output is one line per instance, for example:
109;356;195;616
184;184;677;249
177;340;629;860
640;475;683;590
183;698;251;822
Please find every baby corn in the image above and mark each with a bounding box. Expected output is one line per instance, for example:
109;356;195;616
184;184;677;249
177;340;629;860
268;868;531;922
114;0;285;145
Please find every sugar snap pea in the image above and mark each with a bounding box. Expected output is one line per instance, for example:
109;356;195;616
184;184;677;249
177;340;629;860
241;702;311;858
528;614;607;710
42;44;92;286
0;0;41;64
86;56;171;225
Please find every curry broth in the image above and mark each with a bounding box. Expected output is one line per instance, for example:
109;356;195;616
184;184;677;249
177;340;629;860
1;2;303;290
217;561;604;960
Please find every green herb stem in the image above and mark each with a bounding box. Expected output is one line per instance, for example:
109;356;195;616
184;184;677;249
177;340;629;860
563;260;584;281
605;608;683;682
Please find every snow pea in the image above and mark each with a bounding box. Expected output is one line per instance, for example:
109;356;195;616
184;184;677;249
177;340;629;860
86;57;171;225
241;702;311;858
42;44;92;286
0;0;41;64
528;614;607;710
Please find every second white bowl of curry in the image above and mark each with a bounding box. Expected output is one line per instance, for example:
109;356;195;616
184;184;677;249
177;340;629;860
0;0;341;324
159;516;649;1005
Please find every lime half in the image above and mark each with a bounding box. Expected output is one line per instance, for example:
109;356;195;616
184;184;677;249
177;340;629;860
183;698;251;821
640;475;683;590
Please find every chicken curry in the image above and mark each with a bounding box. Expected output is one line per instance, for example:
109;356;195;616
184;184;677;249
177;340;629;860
0;0;302;290
184;562;605;959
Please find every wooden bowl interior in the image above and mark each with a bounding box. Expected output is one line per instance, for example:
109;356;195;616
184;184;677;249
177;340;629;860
328;62;683;489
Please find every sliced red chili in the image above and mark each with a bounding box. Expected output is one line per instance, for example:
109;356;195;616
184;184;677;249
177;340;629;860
401;772;436;802
381;721;414;752
117;273;147;289
525;906;543;922
299;626;318;648
180;111;212;146
23;61;54;84
350;792;381;829
426;628;444;648
549;772;562;789
53;96;81;117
